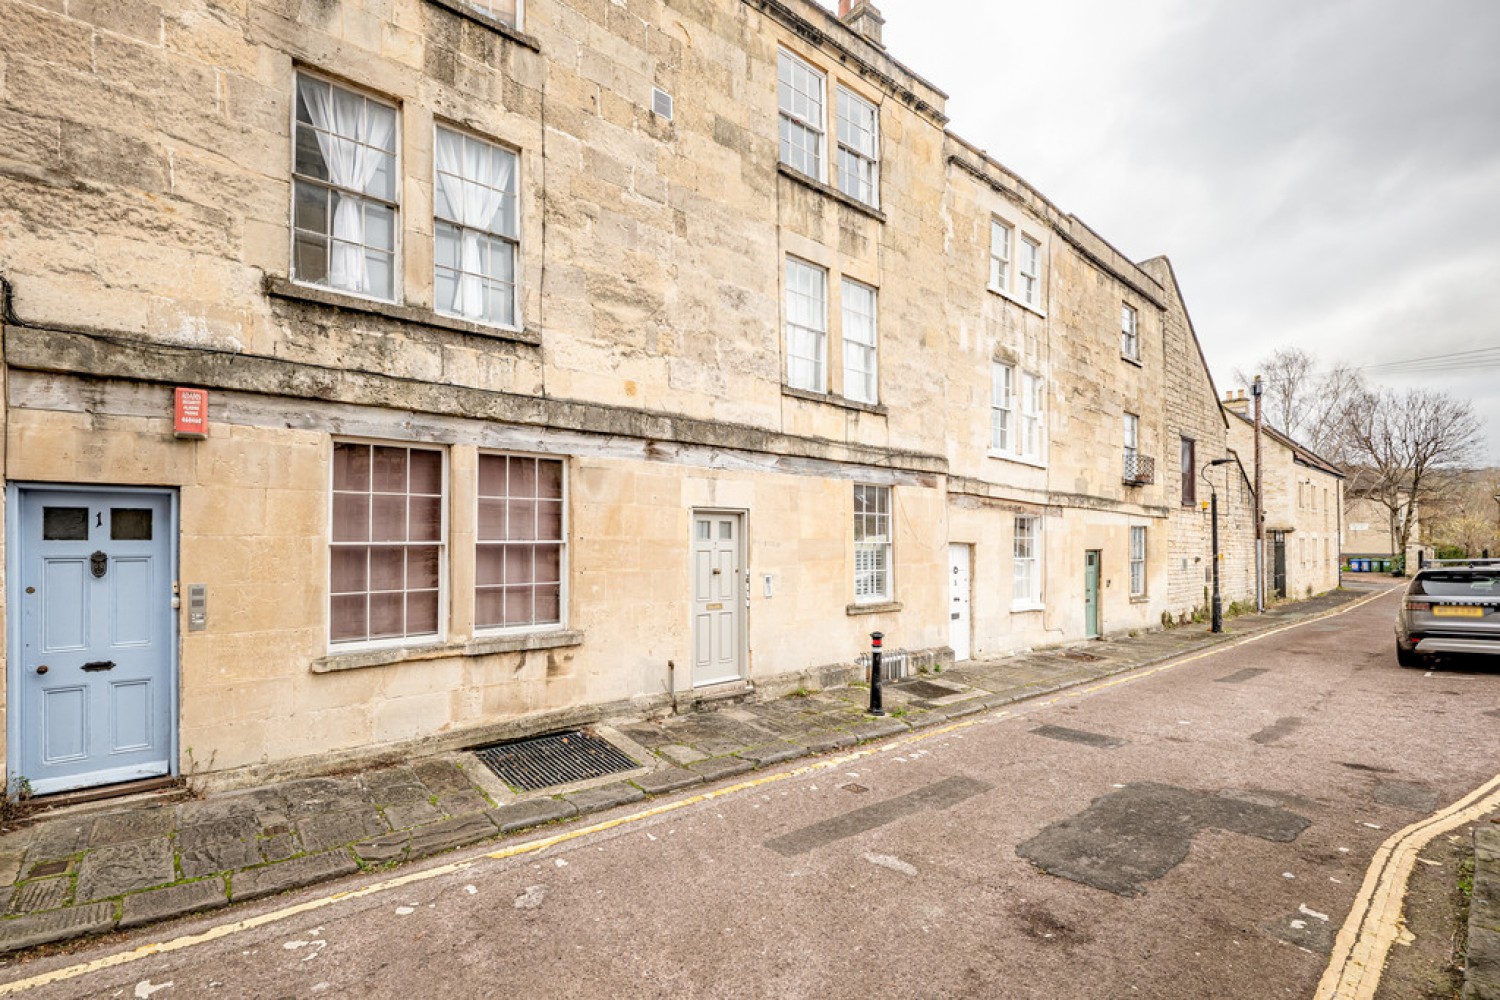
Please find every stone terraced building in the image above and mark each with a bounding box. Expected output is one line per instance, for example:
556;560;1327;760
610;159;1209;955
0;0;1271;796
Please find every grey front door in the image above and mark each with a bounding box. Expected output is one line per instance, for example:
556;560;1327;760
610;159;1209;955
1084;550;1101;638
691;512;744;687
13;489;176;796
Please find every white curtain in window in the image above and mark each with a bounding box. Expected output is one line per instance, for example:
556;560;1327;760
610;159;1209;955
301;84;395;294
435;129;514;319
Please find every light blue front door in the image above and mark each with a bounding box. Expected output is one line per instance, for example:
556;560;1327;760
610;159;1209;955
14;489;176;795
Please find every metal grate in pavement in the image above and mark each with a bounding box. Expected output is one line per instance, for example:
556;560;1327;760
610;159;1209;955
474;731;639;791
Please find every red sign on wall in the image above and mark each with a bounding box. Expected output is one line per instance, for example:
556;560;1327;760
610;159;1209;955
174;387;209;439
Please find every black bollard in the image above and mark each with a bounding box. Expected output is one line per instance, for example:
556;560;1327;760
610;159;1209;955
868;631;885;716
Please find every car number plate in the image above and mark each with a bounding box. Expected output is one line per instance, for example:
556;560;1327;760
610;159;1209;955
1433;606;1485;618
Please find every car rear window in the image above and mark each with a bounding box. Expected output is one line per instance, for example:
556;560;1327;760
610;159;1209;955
1412;574;1500;597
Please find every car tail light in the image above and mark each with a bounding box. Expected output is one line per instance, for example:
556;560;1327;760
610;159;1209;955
1404;600;1431;612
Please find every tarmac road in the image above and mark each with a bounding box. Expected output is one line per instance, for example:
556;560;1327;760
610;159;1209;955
5;584;1496;999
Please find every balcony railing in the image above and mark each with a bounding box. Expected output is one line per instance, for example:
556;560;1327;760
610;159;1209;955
1123;451;1156;485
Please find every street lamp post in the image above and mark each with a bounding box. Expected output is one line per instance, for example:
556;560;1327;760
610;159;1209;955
1203;458;1234;633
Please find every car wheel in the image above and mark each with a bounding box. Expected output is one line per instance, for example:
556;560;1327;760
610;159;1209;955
1396;643;1425;668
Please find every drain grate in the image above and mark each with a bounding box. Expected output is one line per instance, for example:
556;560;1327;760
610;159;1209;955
891;678;965;700
474;730;639;791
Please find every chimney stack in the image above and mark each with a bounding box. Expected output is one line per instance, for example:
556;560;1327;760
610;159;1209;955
1223;389;1251;416
838;0;885;47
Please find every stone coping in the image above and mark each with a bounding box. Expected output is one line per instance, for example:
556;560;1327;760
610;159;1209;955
0;586;1369;957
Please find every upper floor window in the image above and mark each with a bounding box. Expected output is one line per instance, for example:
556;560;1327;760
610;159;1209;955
1180;437;1197;506
990;362;1014;452
1019;236;1042;307
835;87;879;207
778;51;825;180
989;221;1012;292
785;257;828;393
1020;373;1045;461
435;127;520;329
841;278;878;403
1121;303;1139;359
293;74;399;302
853;484;892;603
330;442;444;647
466;0;521;29
476;454;564;631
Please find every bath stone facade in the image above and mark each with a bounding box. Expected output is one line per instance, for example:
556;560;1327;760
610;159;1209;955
0;0;1254;794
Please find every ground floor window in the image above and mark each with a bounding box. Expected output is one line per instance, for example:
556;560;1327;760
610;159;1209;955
330;442;445;645
1129;525;1147;597
476;454;565;630
853;484;891;602
1013;515;1040;605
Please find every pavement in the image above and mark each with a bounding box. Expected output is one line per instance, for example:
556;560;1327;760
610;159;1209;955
1469;827;1500;999
0;581;1387;956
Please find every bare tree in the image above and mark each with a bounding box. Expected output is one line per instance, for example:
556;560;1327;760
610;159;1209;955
1233;347;1365;461
1341;387;1483;567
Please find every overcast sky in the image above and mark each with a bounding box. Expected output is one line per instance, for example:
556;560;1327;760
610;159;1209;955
864;0;1500;465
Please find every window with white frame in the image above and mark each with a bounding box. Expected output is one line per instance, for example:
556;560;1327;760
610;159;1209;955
1020;373;1044;460
476;454;564;630
1129;525;1147;597
330;442;444;646
1121;303;1139;359
778;50;825;179
841;279;878;403
434;127;519;328
989;221;1012;292
293;73;399;301
785;257;828;392
1013;515;1041;606
853;484;891;603
835;87;879;207
1019;236;1042;307
1124;412;1140;460
990;362;1014;452
466;0;521;29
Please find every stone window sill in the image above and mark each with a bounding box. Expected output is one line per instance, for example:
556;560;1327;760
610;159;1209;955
987;449;1048;470
1122;354;1143;368
1010;601;1045;614
847;601;902;616
782;386;888;416
313;629;584;674
776;163;887;223
986;284;1047;319
1130;596;1150;605
265;276;541;346
422;0;542;51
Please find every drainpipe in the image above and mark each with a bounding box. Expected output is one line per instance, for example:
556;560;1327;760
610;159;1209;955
1252;376;1264;612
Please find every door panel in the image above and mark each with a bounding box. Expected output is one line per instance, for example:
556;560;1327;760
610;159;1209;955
948;545;971;662
691;513;745;687
1085;551;1101;638
15;489;176;795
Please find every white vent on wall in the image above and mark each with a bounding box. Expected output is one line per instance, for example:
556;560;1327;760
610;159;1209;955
652;87;674;121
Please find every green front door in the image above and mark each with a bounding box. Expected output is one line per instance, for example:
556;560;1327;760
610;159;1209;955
1084;550;1101;638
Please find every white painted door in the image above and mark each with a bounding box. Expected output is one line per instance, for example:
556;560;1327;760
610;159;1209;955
692;513;744;687
13;489;177;795
949;543;971;661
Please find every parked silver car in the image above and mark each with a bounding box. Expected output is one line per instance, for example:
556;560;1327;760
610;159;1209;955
1395;561;1500;667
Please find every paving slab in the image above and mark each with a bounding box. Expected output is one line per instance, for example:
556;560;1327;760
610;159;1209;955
0;901;115;954
736;743;805;767
632;768;704;796
89;807;176;847
177;815;263;851
407;814;499;859
119;877;228;929
179;839;263;879
296;808;388;854
381;800;445;830
488;797;577;834
688;757;754;782
229;851;358;903
847;718;910;742
9;877;70;915
353;832;410;866
75;838;175;901
280;778;369;818
24;820;92;864
565;783;646;815
802;731;858;753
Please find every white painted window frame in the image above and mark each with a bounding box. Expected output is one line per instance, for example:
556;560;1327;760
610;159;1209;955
1020;372;1045;462
1012;514;1042;609
1019;235;1042;307
784;256;828;393
853;483;892;604
1121;302;1139;360
1129;525;1147;597
989;220;1012;293
990;362;1014;452
840;277;878;404
433;123;522;331
835;86;880;207
778;49;826;181
474;451;568;636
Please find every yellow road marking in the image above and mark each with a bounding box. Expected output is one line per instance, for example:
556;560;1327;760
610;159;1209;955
1317;775;1500;999
0;585;1398;995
